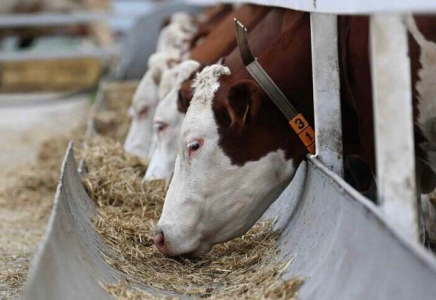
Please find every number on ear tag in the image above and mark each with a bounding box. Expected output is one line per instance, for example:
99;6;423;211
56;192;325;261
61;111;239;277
289;114;309;134
289;114;316;154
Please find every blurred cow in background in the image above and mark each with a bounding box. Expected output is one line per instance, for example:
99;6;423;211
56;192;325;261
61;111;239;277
124;6;235;161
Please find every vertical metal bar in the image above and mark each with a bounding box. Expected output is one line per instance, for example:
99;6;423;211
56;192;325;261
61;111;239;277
370;14;418;241
310;13;343;177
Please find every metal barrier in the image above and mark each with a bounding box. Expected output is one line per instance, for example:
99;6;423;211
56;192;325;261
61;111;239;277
0;11;119;62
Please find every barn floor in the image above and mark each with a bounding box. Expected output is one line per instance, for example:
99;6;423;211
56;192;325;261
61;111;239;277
0;94;89;299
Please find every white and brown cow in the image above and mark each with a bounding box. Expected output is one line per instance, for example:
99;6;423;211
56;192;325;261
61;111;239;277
154;14;436;257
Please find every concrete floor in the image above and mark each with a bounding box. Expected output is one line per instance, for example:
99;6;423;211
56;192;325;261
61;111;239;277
0;93;89;299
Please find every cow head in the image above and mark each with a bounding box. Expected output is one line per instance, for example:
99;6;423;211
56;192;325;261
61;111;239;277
145;60;201;181
156;12;198;56
154;64;306;257
124;51;180;160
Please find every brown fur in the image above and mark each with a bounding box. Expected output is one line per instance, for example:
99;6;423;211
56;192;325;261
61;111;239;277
190;5;233;48
189;4;270;64
338;16;436;173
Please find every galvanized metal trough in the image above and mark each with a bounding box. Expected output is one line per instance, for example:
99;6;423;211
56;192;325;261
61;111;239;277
23;143;436;300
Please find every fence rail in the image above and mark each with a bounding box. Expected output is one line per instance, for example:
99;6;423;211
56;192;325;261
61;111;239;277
188;0;436;14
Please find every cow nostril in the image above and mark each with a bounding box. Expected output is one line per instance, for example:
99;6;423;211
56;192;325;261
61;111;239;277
154;231;165;252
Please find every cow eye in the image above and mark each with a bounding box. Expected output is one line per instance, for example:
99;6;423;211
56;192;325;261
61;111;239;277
187;139;203;158
154;121;168;134
138;106;149;117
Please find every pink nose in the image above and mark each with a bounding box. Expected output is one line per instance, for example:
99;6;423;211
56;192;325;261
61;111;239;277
154;231;166;253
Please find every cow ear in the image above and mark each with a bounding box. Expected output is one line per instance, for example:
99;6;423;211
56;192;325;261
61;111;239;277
161;16;171;29
177;79;194;113
224;80;262;133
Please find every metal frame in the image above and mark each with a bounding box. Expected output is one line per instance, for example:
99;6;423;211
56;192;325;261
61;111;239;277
187;0;436;14
0;12;117;63
310;13;343;176
370;14;418;240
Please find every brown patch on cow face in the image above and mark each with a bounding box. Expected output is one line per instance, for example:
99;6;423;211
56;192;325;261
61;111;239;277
177;79;194;113
213;74;306;168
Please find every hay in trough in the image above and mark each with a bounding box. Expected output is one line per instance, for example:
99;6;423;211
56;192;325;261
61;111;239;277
82;138;303;299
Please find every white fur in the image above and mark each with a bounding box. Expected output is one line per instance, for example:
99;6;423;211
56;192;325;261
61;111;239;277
158;67;180;101
156;12;197;56
156;65;297;256
407;17;436;245
407;17;436;175
145;60;201;180
124;50;180;160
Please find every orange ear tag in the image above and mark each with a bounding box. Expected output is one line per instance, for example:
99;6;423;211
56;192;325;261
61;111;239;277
289;114;316;154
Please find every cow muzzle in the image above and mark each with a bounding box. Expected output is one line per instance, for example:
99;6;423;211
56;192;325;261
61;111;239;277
153;223;211;257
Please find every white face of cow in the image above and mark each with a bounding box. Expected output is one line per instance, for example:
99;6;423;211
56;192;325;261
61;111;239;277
145;60;201;181
156;12;197;55
154;65;297;257
124;51;180;160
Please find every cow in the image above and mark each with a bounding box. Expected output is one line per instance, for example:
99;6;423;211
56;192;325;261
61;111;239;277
145;60;202;180
153;14;436;257
144;8;298;180
124;50;182;160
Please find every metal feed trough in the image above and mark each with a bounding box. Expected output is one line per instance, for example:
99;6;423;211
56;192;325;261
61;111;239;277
23;0;436;299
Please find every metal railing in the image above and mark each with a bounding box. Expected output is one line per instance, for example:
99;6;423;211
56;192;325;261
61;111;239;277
0;11;119;62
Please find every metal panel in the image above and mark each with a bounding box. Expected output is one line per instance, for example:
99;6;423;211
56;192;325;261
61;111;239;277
25;146;436;299
24;144;119;300
310;13;343;176
370;15;418;240
187;0;436;14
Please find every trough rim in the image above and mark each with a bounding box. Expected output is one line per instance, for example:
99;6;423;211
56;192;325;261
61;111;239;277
307;154;436;273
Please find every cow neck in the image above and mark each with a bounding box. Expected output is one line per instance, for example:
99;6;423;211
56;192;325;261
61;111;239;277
212;13;313;167
235;14;315;154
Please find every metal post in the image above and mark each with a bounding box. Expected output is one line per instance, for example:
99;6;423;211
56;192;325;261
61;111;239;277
310;13;343;177
370;14;418;240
